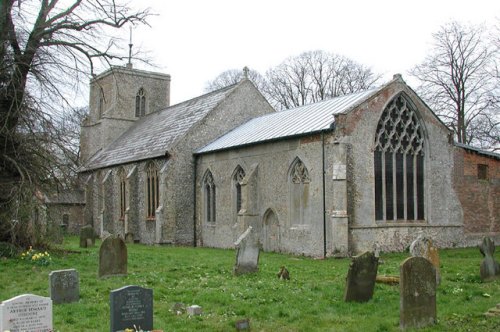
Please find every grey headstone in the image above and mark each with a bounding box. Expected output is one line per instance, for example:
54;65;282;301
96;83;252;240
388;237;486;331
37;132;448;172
80;225;95;248
125;232;134;244
0;294;52;332
235;318;250;330
187;305;202;316
410;234;441;285
49;269;79;304
344;251;379;302
99;235;127;278
233;226;260;275
110;285;153;332
479;237;500;282
400;256;437;330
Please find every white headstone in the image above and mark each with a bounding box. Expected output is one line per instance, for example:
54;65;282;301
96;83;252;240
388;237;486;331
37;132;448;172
0;294;52;332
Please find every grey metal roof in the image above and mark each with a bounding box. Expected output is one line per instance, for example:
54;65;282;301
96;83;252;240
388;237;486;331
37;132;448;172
455;142;500;160
82;84;238;171
196;86;381;154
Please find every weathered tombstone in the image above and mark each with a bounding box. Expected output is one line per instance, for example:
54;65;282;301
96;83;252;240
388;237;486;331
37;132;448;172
344;251;379;302
400;256;437;330
110;285;153;332
49;269;79;304
233;226;260;275
235;318;250;330
187;305;202;316
125;232;134;244
479;237;500;282
80;225;95;248
0;294;52;332
99;235;127;278
410;234;441;285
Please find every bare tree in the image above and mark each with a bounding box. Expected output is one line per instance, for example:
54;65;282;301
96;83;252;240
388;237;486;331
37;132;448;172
204;67;270;97
410;21;499;149
265;50;381;110
0;0;150;245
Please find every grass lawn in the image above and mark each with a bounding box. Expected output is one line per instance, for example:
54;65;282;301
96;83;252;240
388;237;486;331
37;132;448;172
1;236;499;331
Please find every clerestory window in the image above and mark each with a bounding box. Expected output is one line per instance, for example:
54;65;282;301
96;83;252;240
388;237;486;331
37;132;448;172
374;93;425;221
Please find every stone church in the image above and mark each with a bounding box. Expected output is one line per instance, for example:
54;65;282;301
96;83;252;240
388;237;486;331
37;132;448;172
79;65;499;257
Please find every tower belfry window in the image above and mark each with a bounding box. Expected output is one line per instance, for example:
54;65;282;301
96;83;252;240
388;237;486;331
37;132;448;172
374;93;425;221
135;88;146;117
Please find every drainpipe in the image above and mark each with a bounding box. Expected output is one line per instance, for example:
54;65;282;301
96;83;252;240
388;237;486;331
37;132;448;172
193;155;198;247
322;130;327;258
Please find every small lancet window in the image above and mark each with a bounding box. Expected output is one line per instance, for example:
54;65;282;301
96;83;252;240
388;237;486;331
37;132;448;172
233;167;246;214
119;169;127;220
204;171;216;223
146;163;159;219
135;88;146;117
98;87;105;118
374;93;425;221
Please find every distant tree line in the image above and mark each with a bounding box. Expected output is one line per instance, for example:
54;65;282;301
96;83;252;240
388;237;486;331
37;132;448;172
206;21;499;151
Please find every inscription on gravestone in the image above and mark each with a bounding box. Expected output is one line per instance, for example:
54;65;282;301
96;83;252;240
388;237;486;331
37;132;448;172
0;294;52;332
110;285;153;332
49;269;79;304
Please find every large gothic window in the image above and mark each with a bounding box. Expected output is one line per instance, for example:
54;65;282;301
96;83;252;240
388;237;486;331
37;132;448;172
233;166;245;214
135;88;146;117
204;171;216;223
289;158;311;226
119;168;127;221
146;163;159;219
374;93;425;221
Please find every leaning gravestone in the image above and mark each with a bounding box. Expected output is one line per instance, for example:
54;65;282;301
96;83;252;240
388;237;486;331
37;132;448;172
400;256;437;330
49;269;79;304
0;294;52;332
410;234;441;285
80;225;96;248
344;251;379;302
233;226;260;275
110;285;153;332
99;235;127;278
479;237;500;282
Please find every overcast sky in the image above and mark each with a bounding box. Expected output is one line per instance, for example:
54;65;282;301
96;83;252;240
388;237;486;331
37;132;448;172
102;0;499;105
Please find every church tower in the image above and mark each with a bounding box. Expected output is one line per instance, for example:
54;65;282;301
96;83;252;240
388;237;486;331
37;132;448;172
80;65;171;164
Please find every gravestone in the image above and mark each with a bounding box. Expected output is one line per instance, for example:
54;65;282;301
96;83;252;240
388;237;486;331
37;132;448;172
235;318;250;330
410;234;441;285
80;225;95;248
344;251;379;302
99;235;127;278
233;226;260;275
49;269;79;304
125;232;134;244
0;294;52;332
110;285;153;332
479;237;500;282
400;256;436;330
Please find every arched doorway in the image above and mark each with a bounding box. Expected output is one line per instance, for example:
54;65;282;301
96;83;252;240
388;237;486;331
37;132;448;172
262;209;280;252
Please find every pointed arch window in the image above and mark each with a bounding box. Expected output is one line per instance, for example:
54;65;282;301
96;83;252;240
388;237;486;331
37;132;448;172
374;93;425;221
289;158;311;226
98;87;105;118
119;168;127;221
135;88;146;117
146;163;159;219
204;171;216;223
233;166;246;214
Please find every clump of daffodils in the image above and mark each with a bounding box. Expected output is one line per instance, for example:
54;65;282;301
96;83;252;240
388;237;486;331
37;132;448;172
21;246;51;266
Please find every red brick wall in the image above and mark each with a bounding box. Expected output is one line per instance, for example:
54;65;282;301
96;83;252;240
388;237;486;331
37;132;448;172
453;147;500;234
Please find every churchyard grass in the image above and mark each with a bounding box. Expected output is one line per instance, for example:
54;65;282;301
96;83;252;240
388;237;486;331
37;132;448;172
0;237;499;331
